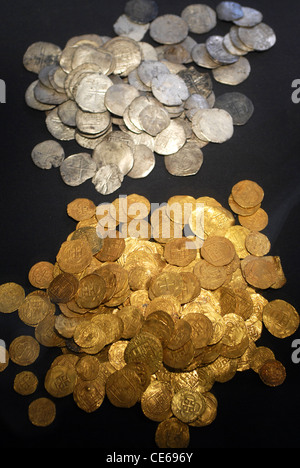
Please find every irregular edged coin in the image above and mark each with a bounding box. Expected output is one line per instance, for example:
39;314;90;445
124;0;159;24
238;23;276;51
206;35;239;65
127;144;155;178
233;6;263;27
216;2;244;22
164;141;203;177
181;4;217;34
192;108;234;143
191;43;220;69
23;41;61;73
149;14;189;45
151;73;189;106
113;14;150;42
31;140;65;169
28;397;56;427
212;56;251;85
60;152;97;186
92;164;124;195
75;73;113;113
214;92;254;125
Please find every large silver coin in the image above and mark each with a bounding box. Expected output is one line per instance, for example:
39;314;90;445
23;41;61;73
92;132;134;175
164;141;203;177
212;56;251;85
191;43;220;69
31;140;65;169
206;35;239;65
192;108;234;143
181;4;217;34
92;164;124;195
127;144;155;178
113;14;149;42
238;23;276;51
137;60;170;87
149;14;189;45
216;2;243;21
25;80;56;111
214;92;254;125
75;73;113;113
45;108;76;141
60;153;97;186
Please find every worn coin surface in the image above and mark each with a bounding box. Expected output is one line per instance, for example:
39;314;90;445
206;35;239;65
212;56;251;85
164;141;203;177
181;4;217;34
31;140;65;169
216;2;244;21
214;92;254;125
60;152;97;186
149;14;189;45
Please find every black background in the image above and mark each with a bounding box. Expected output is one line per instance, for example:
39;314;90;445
0;0;300;453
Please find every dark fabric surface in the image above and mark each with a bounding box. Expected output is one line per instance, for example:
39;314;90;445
0;0;300;451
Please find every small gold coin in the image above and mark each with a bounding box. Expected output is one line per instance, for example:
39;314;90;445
231;180;264;208
201;235;236;266
141;381;173;422
105;365;142;408
75;355;101;380
9;335;40;366
245;231;271;256
44;364;77;397
67;198;96;221
258;359;286;387
155;417;190;448
124;331;163;374
171;388;206;423
56;239;93;274
47;272;79;303
238;208;268;231
75;273;106;309
163;237;197;267
18;291;55;326
73;376;106;412
13;371;38;395
28;397;56;427
28;261;54;289
0;282;25;313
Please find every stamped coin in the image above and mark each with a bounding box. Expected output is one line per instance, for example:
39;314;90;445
28;397;56;427
181;4;217;34
149;14;189;45
31;140;65;169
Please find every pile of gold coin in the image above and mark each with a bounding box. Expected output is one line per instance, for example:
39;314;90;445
0;181;298;447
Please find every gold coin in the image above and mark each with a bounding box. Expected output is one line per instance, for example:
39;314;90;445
96;236;126;262
75;273;106;309
224;225;250;259
9;335;40;366
18;291;55;326
250;345;275;373
108;340;128;370
141;381;173;421
171;388;206;423
0;282;25;313
105;365;142;408
73;376;106;412
245;231;271;256
75;355;101;380
183;312;214;349
44;364;77;397
115;305;144;339
73;321;106;349
56;239;93;274
35;314;65;347
231;180;264;209
28;397;56;427
67;198;96;221
124;331;163;374
228;193;261;216
125;193;151;220
193;259;227;290
149;271;183;299
28;261;54;289
238;208;268;231
13;371;38;395
258;359;286;387
262;299;300;338
190;392;218;427
155;417;190;448
241;256;278;289
201;235;236;266
163;237;197;267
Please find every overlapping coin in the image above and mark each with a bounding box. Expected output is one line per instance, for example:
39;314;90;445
24;1;276;193
0;180;298;447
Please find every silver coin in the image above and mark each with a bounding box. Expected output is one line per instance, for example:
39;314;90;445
127;144;155;178
124;0;159;24
164;141;203;177
192;108;234;143
181;4;217;34
104;83;140;116
149;14;189;45
34;80;68;106
128;68;151;92
75;109;111;135
212;56;251;85
23;41;62;73
214;92;254;125
178;67;213;99
238;23;276;52
184;93;210;121
71;45;115;75
57;100;79;127
25;80;56;111
222;33;248;57
31;140;65;169
229;25;253;52
154;119;186;155
113;14;149;41
75;73;113;113
206;35;239;65
92;163;124;195
191;43;220;69
233;6;263;27
138;102;170;136
60;153;97;186
216;2;243;21
137;60;170;87
45;107;76;141
92;133;134;175
151;73;189;106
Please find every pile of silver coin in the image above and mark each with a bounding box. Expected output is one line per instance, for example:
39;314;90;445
24;1;276;194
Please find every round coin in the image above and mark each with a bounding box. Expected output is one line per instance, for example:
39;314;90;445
0;282;25;313
28;397;56;427
258;359;286;387
149;14;189;45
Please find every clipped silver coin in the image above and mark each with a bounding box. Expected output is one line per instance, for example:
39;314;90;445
206;35;239;65
181;4;217;34
127;144;156;178
149;14;189;45
212;56;251;85
164;141;203;177
233;6;263;27
31;140;65;169
151;73;189;106
238;23;276;51
92;163;124;195
60;152;97;186
216;2;244;21
124;0;159;24
214;91;254;126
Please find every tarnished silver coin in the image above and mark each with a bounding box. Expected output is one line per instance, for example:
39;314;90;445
102;36;142;77
124;0;158;24
206;35;239;65
45;107;76;141
34;80;68;106
178;67;213;99
92;132;134;175
151;73;189;106
104;83;140;116
238;23;276;51
137;60;170;87
214;92;254;125
75;73;113;113
60;153;97;186
25;80;56;111
154;119;186;155
71;45;115;75
181;4;217;34
191;43;220;69
212;56;251;85
164;141;203;177
149;14;189;45
184;93;210;121
229;25;253;52
113;14;149;42
233;6;263;27
127;144;155;178
216;2;243;21
23;41;62;73
222;33;248;57
75;109;111;135
57;100;78;127
92;163;124;195
31;140;65;169
138;102;170;136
